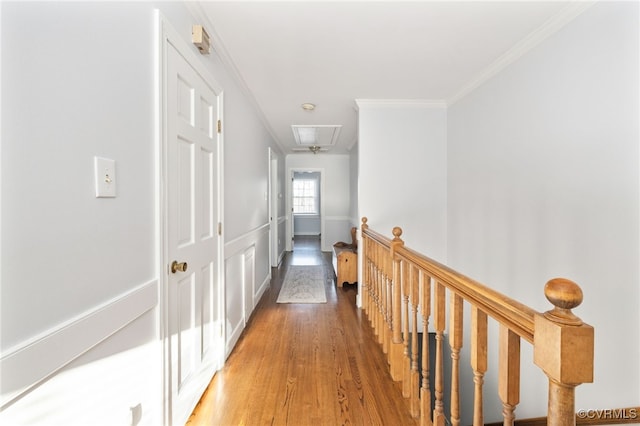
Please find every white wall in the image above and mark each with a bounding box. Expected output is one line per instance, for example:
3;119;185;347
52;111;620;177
356;2;638;422
447;2;639;421
1;3;161;424
349;142;359;227
293;215;321;235
357;101;448;261
0;1;281;424
286;154;352;251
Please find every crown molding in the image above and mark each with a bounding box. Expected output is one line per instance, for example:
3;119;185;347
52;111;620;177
354;99;447;110
447;1;596;106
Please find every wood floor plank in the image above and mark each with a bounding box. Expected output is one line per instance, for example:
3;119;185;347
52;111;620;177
187;237;418;426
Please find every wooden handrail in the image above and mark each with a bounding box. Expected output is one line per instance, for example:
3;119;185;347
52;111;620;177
364;218;536;344
359;217;594;426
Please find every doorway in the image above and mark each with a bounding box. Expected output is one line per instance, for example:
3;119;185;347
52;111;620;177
287;168;325;252
157;12;224;426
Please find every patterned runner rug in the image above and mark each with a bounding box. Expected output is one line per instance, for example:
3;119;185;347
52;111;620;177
276;265;327;304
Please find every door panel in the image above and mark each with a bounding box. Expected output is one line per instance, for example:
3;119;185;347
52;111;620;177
177;137;194;247
177;273;195;387
201;262;214;358
166;39;220;425
200;148;214;239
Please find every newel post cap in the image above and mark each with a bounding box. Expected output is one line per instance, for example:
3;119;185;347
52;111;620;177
544;278;583;326
390;226;404;255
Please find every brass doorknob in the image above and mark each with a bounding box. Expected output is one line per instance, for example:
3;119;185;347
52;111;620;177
171;260;188;274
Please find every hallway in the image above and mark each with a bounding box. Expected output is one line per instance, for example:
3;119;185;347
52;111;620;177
187;236;418;425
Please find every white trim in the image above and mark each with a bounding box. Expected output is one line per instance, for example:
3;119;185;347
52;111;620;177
354;99;447;109
325;215;353;222
224;222;270;258
225;318;244;359
0;280;158;409
448;1;596;105
286;168;326;251
254;275;270;313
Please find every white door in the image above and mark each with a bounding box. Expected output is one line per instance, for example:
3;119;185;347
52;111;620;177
269;152;278;266
164;32;223;425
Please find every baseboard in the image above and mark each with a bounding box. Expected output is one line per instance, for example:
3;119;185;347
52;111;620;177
225;320;244;359
254;274;270;306
483;407;639;426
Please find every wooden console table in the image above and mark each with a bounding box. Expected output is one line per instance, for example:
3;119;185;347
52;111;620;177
332;246;357;287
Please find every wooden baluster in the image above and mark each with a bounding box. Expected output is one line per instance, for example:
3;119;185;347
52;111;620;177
449;293;463;426
390;228;405;381
381;246;388;350
410;265;421;418
534;279;594;426
363;231;371;318
402;262;411;396
433;281;446;426
366;245;373;315
499;325;520;425
420;271;432;426
376;245;386;344
377;245;384;345
377;245;384;338
384;250;392;356
382;248;389;349
386;243;394;358
373;244;381;334
360;218;368;314
369;243;377;330
375;243;382;338
381;249;389;351
470;306;488;426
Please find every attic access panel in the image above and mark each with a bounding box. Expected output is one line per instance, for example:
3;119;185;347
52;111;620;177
291;125;342;147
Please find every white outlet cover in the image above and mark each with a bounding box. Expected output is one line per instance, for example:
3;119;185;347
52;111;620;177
94;156;116;198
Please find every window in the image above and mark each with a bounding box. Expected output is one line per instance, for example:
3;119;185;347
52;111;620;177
292;179;317;214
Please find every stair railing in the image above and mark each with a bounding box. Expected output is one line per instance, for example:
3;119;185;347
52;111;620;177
360;217;594;426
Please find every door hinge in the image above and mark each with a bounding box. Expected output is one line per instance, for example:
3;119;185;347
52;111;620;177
217;222;222;235
217;120;222;133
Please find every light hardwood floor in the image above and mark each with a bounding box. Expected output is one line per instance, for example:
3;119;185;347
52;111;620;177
186;236;418;426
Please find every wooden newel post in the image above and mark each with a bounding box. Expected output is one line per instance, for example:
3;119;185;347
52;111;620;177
534;278;594;426
361;217;368;312
389;226;405;381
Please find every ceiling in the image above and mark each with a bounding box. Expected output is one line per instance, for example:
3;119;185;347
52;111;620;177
196;1;580;155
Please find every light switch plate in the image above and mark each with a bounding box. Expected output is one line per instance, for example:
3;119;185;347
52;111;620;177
94;156;116;198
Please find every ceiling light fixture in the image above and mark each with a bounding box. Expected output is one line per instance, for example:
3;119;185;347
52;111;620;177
309;145;321;154
301;103;315;111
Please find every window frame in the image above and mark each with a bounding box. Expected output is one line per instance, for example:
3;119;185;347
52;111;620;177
292;178;319;215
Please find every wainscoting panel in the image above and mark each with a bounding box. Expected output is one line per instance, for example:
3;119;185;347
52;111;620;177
224;223;271;357
277;216;287;265
0;279;158;408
